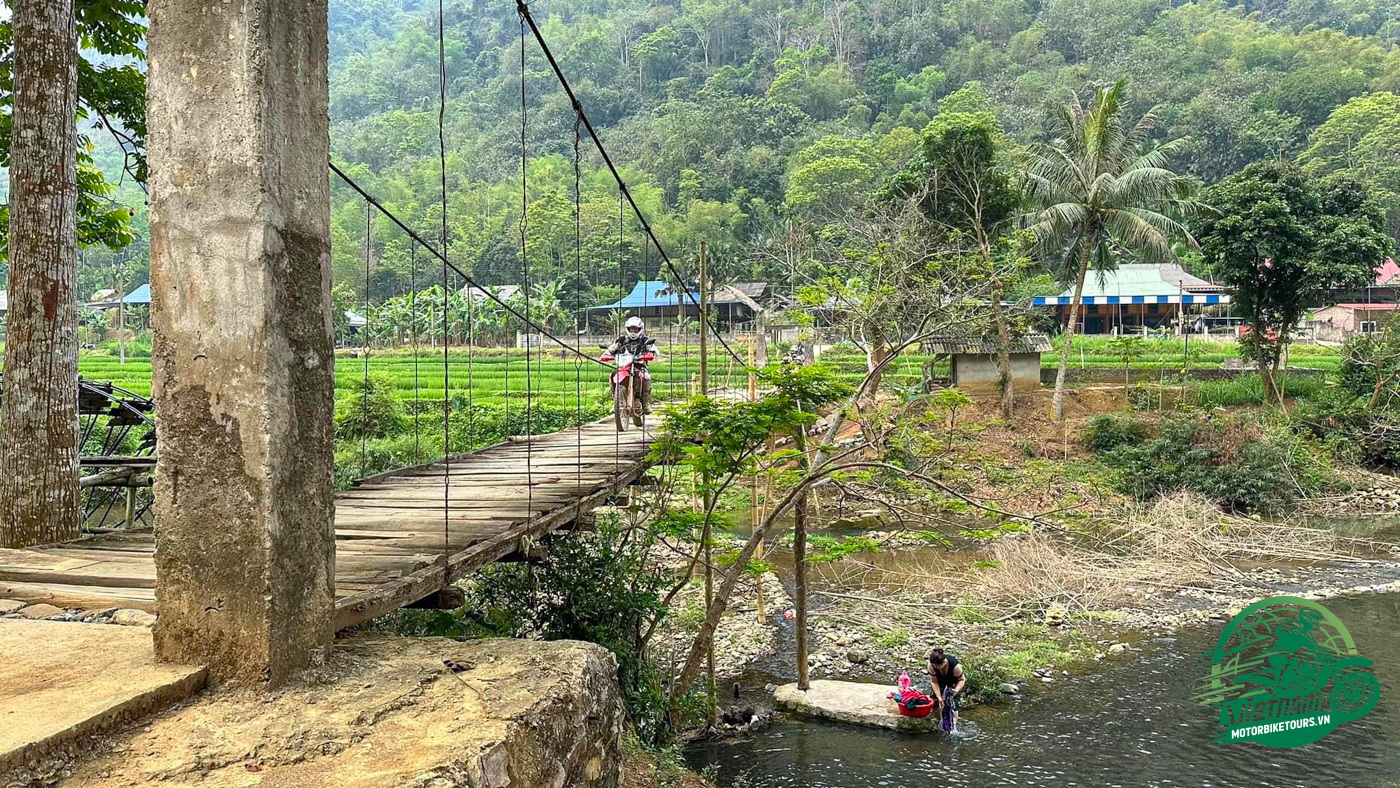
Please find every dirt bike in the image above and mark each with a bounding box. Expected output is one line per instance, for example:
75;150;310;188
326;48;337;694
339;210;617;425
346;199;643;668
600;348;653;431
1238;608;1380;716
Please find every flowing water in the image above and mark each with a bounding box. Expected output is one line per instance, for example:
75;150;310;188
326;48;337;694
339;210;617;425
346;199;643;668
688;592;1400;788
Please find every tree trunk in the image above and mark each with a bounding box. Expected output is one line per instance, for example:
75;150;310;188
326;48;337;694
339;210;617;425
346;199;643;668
0;0;81;548
702;493;716;728
1052;246;1092;421
793;488;810;690
990;278;1013;420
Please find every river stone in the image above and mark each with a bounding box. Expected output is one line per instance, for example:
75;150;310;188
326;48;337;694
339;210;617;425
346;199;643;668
846;649;868;664
112;609;158;627
774;680;936;733
1108;642;1131;655
999;683;1020;695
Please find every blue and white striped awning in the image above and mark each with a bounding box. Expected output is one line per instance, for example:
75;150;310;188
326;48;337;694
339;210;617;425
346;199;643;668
1032;294;1229;306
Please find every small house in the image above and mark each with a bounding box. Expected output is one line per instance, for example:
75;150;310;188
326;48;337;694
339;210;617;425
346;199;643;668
583;280;767;333
925;334;1052;389
1033;264;1229;334
0;289;7;317
1308;303;1400;342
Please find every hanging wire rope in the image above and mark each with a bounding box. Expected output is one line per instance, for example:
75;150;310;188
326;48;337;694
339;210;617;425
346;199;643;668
515;0;744;368
519;11;535;516
410;243;421;464
328;164;607;367
360;201;372;478
573;117;583;490
438;0;451;580
615;183;623;466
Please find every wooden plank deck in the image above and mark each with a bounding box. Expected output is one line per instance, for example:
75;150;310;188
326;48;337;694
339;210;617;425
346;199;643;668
0;416;660;631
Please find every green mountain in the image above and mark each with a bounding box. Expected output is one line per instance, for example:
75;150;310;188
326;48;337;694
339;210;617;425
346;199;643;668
77;0;1400;302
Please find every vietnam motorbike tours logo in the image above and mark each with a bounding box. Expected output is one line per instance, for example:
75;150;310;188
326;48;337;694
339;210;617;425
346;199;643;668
1193;596;1379;748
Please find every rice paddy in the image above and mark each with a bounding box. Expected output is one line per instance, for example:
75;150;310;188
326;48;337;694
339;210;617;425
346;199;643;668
74;336;1342;405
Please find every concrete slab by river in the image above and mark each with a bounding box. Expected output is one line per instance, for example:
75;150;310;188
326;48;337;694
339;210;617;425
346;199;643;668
774;679;937;733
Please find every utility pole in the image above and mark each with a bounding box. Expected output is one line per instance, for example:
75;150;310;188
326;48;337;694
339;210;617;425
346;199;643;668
698;240;708;396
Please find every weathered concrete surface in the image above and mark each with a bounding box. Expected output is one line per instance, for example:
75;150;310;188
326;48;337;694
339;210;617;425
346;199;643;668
0;619;206;774
146;0;336;684
52;637;625;788
774;679;937;733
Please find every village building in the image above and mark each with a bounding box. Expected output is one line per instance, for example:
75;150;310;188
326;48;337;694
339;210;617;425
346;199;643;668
1033;263;1230;335
1308;303;1400;342
583;280;770;333
926;334;1052;389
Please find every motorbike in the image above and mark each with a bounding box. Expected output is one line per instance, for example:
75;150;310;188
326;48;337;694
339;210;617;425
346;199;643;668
600;347;654;431
1237;608;1380;716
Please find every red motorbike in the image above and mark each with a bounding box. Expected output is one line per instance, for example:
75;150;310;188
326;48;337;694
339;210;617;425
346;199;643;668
600;347;654;431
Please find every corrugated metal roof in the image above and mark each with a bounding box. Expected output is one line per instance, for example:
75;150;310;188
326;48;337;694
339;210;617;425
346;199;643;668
123;284;151;304
589;281;698;311
464;284;521;301
1057;264;1218;299
924;334;1052;355
732;282;769;299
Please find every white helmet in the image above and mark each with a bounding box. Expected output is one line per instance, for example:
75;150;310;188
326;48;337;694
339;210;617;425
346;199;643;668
625;316;644;333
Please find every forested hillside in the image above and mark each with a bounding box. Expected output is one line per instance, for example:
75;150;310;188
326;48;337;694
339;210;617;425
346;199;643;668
73;0;1400;305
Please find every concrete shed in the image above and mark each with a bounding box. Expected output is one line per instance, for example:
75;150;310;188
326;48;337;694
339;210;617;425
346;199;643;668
925;334;1052;389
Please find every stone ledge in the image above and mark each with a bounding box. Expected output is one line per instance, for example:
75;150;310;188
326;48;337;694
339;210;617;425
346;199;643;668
774;679;937;733
0;619;207;775
48;636;625;787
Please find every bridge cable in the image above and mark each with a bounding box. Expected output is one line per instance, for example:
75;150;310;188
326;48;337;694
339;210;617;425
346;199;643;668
361;201;372;479
411;244;421;464
328;163;609;368
515;0;745;368
519;11;535;526
573;118;583;491
621;183;627;473
438;0;451;585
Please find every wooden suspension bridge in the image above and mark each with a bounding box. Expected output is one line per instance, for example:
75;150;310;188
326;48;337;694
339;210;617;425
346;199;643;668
0;415;659;631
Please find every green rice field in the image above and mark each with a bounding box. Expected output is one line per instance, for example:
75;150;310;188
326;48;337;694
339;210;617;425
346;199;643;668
74;336;1341;405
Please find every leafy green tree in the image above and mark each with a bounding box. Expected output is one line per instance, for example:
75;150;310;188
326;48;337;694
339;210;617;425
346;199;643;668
1300;92;1400;238
785;134;881;219
1107;335;1145;400
1024;80;1200;420
1199;161;1394;402
0;0;146;258
887;109;1023;417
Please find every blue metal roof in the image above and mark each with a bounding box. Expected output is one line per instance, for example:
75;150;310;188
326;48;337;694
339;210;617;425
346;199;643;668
123;284;151;304
589;281;697;311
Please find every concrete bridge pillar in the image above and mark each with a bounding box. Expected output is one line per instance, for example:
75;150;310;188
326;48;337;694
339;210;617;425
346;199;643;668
146;0;335;684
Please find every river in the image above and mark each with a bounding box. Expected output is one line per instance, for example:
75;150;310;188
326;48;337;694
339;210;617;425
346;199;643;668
688;592;1400;787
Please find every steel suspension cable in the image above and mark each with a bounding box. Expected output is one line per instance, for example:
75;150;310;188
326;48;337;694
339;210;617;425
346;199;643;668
515;0;744;367
573;118;583;490
361;201;372;478
328;163;609;369
411;243;420;464
519;12;534;519
438;0;450;580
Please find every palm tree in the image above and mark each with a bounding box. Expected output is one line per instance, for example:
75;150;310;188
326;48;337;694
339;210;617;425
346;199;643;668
1025;79;1201;420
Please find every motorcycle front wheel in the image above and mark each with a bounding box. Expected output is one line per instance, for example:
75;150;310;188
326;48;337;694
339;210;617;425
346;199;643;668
614;381;630;432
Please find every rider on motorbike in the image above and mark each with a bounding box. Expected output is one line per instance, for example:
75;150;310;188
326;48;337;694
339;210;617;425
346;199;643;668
603;316;658;413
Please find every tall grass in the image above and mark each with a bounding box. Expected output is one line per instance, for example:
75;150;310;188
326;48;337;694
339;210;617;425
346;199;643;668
1190;373;1328;409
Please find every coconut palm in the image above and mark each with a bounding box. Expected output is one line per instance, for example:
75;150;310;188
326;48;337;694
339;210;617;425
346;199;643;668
1024;79;1201;420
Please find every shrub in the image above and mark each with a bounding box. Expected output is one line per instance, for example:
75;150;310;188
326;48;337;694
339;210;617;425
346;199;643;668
334;376;406;440
1096;413;1325;514
1080;413;1151;452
